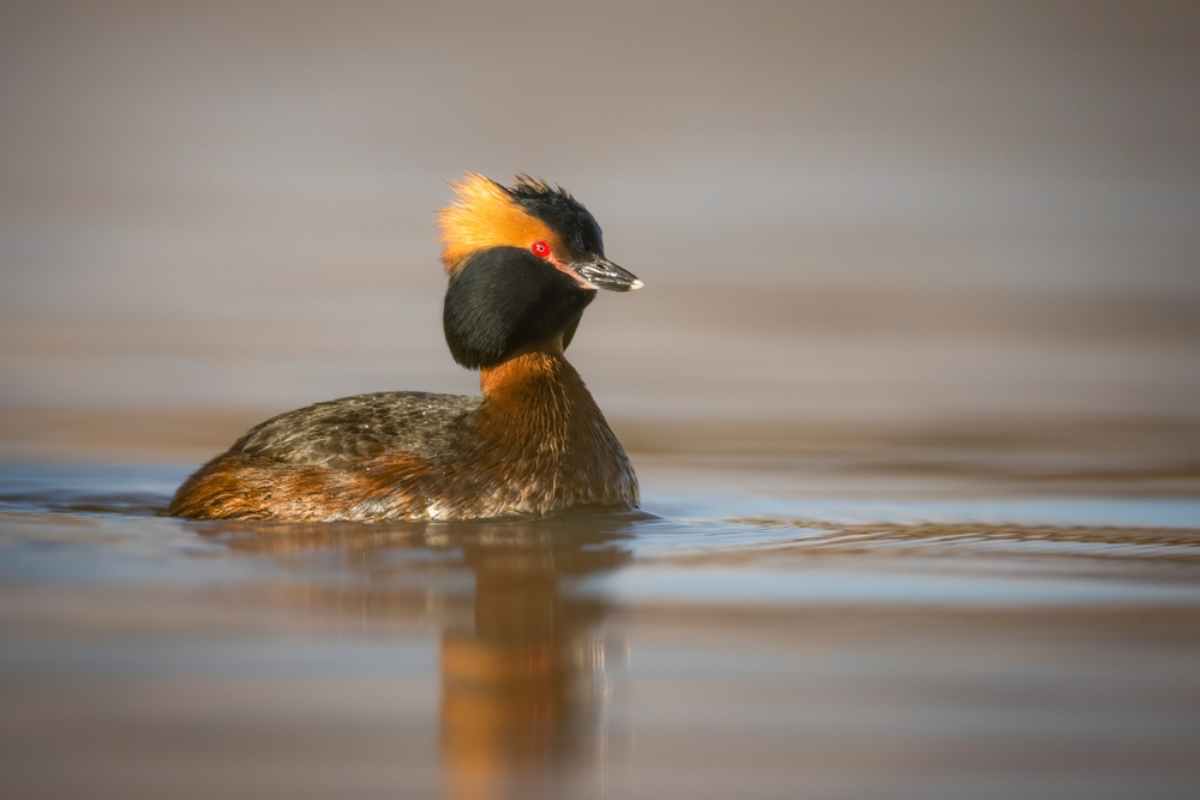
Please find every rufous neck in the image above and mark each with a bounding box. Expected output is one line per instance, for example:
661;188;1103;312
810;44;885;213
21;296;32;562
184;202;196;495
479;349;578;399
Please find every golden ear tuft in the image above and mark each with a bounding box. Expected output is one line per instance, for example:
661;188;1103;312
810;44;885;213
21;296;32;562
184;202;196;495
438;173;558;272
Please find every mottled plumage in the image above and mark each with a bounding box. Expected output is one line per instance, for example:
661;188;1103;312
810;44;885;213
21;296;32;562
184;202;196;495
234;392;479;469
170;173;643;523
169;354;637;521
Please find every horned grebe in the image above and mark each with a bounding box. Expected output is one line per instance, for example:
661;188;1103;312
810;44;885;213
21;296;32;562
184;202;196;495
169;174;642;521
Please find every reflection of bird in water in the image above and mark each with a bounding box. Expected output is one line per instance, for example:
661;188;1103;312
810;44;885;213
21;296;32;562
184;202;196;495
170;174;643;522
439;518;633;799
208;512;639;798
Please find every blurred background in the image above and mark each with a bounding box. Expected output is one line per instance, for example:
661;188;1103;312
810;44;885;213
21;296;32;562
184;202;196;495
2;0;1198;475
4;7;1200;798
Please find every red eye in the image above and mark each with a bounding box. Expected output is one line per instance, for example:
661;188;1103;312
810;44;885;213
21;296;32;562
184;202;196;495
531;240;551;259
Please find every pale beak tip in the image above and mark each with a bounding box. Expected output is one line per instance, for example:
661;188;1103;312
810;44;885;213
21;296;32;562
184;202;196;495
628;278;645;291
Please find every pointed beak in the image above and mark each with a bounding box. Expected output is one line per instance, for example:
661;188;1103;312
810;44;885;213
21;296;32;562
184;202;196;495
574;257;644;292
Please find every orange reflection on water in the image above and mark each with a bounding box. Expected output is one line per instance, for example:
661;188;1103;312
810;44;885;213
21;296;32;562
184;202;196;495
438;522;628;799
214;513;635;798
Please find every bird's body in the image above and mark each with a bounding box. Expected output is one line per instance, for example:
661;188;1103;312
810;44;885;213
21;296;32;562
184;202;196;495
169;175;642;522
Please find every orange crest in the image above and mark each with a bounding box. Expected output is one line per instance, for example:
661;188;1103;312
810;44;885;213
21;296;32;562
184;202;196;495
438;173;562;272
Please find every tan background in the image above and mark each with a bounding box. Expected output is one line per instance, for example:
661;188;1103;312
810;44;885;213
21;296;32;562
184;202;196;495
3;1;1198;460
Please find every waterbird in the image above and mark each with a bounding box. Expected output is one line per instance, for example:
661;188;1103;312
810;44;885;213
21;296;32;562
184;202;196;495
169;174;643;521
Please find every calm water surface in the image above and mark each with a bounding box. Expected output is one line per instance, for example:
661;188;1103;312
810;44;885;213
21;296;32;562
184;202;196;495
2;461;1199;799
6;5;1200;797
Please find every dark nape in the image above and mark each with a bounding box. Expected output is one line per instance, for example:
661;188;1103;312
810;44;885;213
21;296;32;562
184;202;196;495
443;247;596;369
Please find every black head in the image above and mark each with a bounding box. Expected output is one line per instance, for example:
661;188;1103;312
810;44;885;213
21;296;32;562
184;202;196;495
443;246;596;369
505;175;606;261
438;174;643;370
